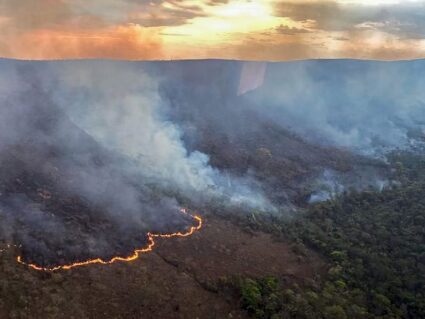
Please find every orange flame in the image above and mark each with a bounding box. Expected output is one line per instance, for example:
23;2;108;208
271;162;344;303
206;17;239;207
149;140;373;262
16;208;202;271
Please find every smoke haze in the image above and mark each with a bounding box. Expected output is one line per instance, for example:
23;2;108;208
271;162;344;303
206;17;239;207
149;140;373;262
241;60;425;154
0;58;423;265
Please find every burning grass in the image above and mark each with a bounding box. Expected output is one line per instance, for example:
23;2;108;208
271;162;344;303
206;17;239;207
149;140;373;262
15;209;202;271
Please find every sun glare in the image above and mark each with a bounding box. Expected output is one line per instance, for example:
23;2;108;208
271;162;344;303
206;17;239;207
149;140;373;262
162;0;285;46
213;1;272;18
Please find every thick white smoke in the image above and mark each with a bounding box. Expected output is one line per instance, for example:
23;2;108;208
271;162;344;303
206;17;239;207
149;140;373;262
44;61;274;212
0;60;277;264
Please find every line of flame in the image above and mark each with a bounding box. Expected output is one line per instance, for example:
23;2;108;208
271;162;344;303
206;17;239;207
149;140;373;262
16;208;202;271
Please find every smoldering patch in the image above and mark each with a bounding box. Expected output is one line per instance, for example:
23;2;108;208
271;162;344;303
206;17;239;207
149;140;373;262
0;143;199;269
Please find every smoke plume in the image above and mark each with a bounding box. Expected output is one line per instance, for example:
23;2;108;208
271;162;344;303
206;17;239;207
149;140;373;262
1;58;423;266
0;59;273;266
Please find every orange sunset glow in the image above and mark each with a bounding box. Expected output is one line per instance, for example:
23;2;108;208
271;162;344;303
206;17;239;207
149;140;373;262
1;0;425;60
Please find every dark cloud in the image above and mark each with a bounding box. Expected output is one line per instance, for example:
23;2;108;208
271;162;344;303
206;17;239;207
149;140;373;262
206;0;229;6
275;24;311;36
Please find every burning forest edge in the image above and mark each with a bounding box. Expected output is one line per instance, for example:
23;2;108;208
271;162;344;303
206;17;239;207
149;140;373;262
14;208;202;271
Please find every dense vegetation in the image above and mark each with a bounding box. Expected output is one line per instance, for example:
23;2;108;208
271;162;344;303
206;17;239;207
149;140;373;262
230;152;425;318
0;151;423;318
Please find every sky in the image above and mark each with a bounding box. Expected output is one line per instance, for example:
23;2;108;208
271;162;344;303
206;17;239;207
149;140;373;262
0;0;425;61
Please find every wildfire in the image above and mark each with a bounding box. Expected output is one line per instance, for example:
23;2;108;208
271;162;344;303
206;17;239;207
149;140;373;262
16;208;202;271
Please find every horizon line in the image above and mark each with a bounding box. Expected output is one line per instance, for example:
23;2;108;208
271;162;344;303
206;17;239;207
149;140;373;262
1;56;425;63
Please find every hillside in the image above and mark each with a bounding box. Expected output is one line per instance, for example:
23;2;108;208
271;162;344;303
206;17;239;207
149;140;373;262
0;59;423;318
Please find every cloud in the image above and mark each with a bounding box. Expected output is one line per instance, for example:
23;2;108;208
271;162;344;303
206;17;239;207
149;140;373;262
127;1;207;27
273;1;425;40
1;0;425;60
0;0;207;59
275;24;312;35
0;0;73;31
206;0;230;5
273;1;342;27
0;0;207;30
